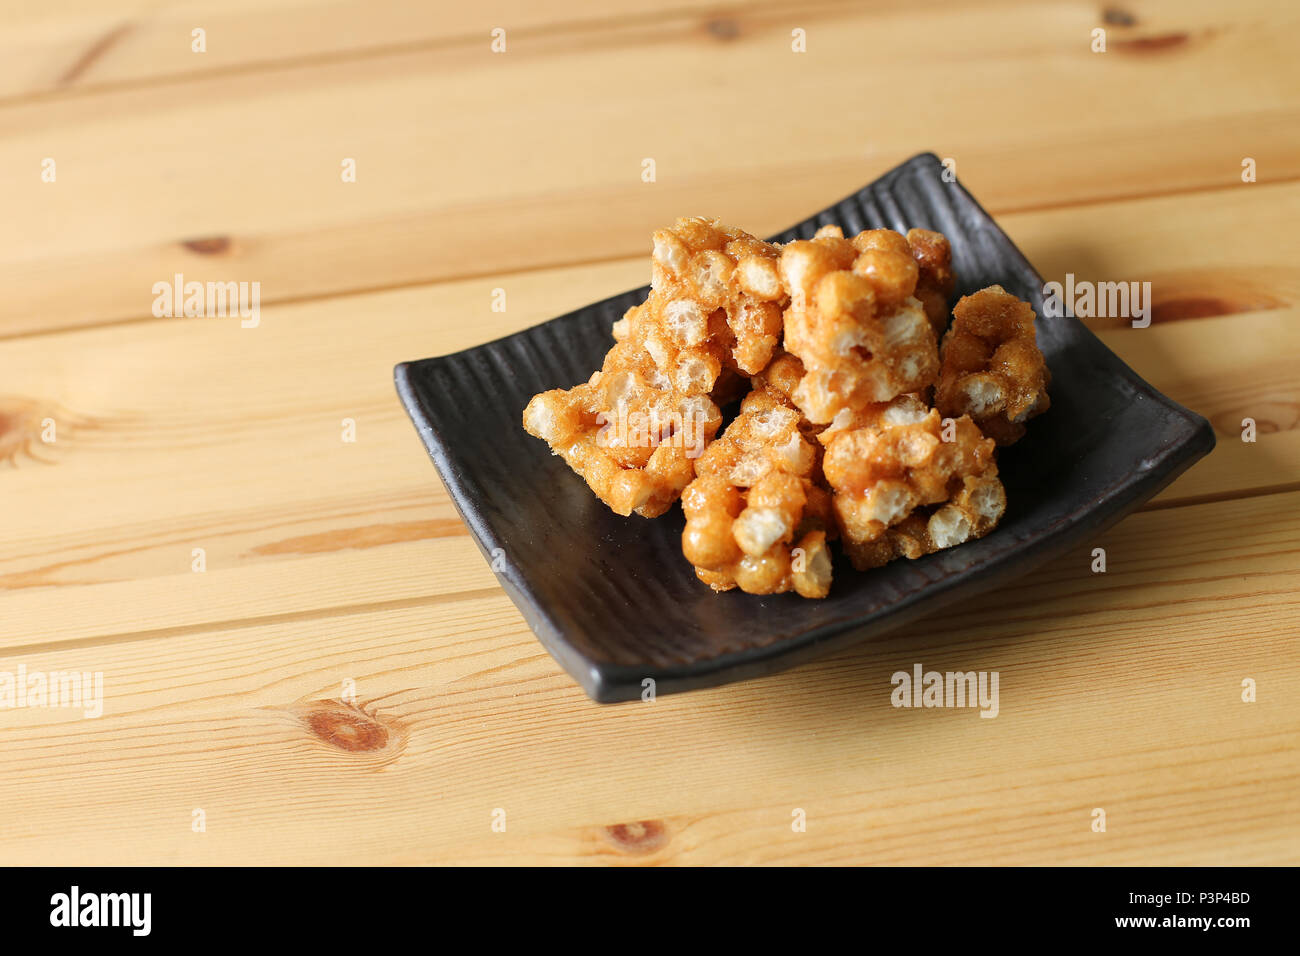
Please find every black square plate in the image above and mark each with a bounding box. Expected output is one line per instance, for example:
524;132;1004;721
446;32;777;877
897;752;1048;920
395;153;1215;702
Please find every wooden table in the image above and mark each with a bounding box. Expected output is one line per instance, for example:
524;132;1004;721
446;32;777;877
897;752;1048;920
2;0;1297;866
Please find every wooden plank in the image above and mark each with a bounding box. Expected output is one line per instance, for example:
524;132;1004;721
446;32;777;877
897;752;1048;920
999;184;1300;330
0;0;855;101
0;490;1295;864
1095;309;1300;507
0;537;496;650
2;0;1297;336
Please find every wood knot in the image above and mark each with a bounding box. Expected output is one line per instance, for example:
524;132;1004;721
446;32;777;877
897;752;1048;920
1150;296;1238;323
1144;270;1284;326
300;701;394;753
1102;7;1137;27
0;397;62;467
603;820;669;855
704;18;740;42
1112;32;1190;53
181;235;233;256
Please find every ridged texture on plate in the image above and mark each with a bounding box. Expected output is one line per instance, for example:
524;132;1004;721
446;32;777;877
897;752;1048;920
395;153;1215;702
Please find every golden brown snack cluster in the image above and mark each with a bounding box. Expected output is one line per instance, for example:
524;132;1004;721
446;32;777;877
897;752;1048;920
523;217;1049;598
936;284;1051;445
612;217;788;392
907;228;957;338
822;408;1004;570
682;403;835;598
780;226;942;425
522;342;722;518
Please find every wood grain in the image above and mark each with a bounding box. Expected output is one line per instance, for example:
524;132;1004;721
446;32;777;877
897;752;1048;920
1;0;855;100
1;0;1296;866
1;0;1296;336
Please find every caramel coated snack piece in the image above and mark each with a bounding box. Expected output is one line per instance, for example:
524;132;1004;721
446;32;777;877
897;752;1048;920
822;408;1005;570
815;392;931;448
523;342;722;518
746;348;806;409
682;403;834;597
936;285;1051;446
780;226;941;425
743;349;829;452
838;469;1007;570
906;228;956;338
612;216;787;393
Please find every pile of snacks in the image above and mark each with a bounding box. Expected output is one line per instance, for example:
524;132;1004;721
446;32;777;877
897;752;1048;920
523;217;1050;599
